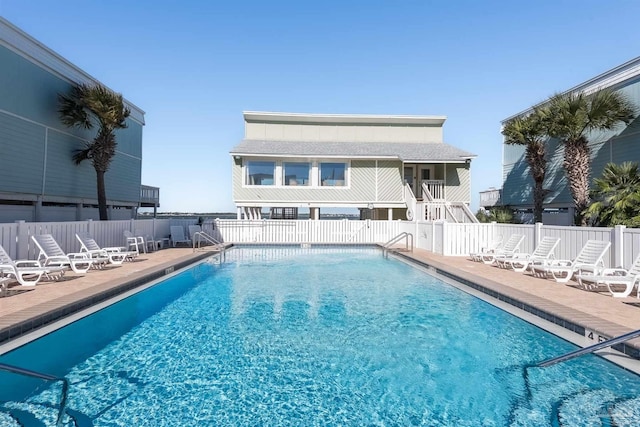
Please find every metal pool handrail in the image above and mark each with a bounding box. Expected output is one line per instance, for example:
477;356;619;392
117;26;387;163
193;231;227;261
383;232;414;256
0;362;68;426
537;328;640;367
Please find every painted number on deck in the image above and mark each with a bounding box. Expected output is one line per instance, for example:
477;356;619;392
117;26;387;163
586;330;607;343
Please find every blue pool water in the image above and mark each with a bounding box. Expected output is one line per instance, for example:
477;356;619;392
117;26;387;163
1;247;640;426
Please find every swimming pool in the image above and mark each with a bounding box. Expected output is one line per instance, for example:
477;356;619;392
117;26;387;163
1;246;640;426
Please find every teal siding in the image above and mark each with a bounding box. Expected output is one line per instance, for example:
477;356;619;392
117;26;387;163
45;129;96;198
114;119;143;157
105;154;142;202
502;73;640;210
503;137;573;207
0;44;144;205
44;129;141;203
0;45;77;133
0;111;45;194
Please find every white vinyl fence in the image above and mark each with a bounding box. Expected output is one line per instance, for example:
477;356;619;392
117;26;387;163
1;217;639;272
214;220;402;244
0;218;191;260
414;221;638;270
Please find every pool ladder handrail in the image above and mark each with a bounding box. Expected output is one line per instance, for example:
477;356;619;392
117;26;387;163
193;231;227;259
537;328;640;367
383;232;414;257
0;362;68;426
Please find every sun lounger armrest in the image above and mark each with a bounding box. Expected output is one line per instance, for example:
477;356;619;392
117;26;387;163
600;267;628;276
545;259;573;267
67;252;90;260
13;260;43;268
102;246;127;252
45;256;72;264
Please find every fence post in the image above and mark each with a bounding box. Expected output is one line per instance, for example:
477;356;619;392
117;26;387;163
15;220;28;260
442;221;448;256
614;225;626;268
534;222;543;248
431;221;436;252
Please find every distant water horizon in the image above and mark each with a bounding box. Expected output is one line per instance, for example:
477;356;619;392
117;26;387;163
139;212;361;220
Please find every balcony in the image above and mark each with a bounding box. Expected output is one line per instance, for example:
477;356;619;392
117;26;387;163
140;185;160;207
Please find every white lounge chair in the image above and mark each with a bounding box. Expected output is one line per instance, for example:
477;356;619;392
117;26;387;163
479;234;525;265
31;234;96;274
76;233;137;265
124;230;146;254
0;244;65;286
495;236;560;273
188;225;202;241
530;240;611;284
171;226;191;247
470;237;502;262
0;277;11;293
576;253;640;298
135;229;159;252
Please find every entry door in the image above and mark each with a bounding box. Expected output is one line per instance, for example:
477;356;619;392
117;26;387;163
403;166;416;195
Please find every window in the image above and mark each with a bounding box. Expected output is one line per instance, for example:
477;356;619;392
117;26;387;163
320;162;347;187
245;161;275;185
283;162;310;186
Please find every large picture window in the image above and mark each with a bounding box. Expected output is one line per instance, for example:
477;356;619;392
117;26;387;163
245;161;275;185
283;162;310;186
320;162;347;187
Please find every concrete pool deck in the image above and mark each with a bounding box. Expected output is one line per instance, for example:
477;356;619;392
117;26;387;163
1;245;640;360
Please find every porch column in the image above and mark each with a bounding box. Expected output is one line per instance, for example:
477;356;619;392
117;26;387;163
310;207;320;220
237;207;242;220
388;208;393;221
34;196;42;222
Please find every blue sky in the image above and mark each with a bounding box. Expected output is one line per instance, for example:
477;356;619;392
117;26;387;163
2;0;640;213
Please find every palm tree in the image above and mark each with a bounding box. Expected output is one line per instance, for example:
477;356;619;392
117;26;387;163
58;84;130;220
501;107;549;223
584;162;640;227
544;88;636;226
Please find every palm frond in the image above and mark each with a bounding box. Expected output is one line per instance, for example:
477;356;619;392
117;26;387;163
72;147;92;165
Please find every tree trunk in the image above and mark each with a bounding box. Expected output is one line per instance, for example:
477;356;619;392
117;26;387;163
563;137;591;226
526;142;547;223
96;169;109;220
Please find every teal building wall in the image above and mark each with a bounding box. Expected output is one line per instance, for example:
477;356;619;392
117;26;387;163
0;43;143;205
502;76;640;209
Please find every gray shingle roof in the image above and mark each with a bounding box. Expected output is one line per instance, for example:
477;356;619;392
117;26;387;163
230;140;476;162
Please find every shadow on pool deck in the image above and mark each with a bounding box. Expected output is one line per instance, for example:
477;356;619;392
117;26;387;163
1;245;640;359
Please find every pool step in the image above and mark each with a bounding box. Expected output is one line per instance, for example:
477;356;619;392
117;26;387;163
552;389;640;426
0;401;81;426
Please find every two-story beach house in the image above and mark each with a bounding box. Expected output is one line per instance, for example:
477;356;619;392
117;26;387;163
229;111;477;221
0;17;158;222
502;56;640;225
